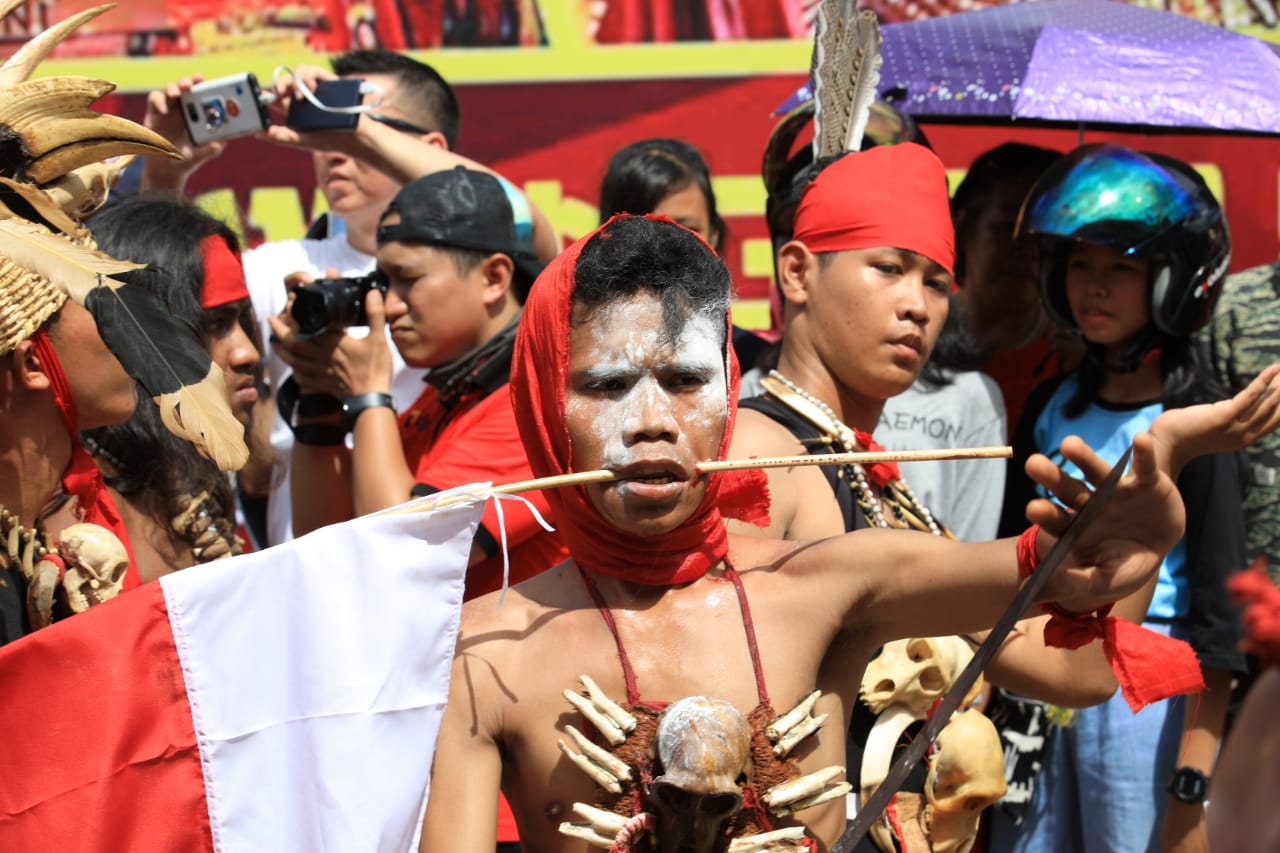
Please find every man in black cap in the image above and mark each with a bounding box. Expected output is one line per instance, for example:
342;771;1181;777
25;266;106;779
271;166;566;601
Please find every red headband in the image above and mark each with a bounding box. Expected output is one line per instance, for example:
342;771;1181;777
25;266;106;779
510;214;768;586
793;143;956;275
199;235;249;310
31;329;139;589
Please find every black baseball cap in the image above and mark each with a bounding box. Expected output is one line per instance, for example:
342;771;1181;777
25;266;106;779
377;166;543;296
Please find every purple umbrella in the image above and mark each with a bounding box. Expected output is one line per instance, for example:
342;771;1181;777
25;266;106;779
876;0;1280;133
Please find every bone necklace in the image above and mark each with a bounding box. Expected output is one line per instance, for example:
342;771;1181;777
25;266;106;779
762;371;944;536
0;504;128;631
556;565;850;850
168;488;244;564
83;436;242;565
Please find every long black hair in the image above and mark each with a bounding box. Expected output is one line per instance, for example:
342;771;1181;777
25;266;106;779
81;195;250;535
598;138;725;253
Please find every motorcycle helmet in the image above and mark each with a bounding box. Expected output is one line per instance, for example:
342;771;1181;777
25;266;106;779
1016;143;1230;338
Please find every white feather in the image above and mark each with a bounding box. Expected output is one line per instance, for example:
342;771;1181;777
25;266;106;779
810;2;883;160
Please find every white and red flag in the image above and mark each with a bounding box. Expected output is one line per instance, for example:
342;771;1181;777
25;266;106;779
0;490;484;851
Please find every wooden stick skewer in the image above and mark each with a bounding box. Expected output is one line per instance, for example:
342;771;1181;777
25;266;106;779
390;446;1011;514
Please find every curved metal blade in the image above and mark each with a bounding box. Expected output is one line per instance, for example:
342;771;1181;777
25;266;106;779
832;444;1134;853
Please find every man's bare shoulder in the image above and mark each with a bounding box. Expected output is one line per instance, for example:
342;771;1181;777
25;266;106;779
725;532;810;575
457;560;586;647
730;407;847;541
730;405;809;456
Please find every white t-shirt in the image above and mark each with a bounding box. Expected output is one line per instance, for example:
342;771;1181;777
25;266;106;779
244;234;428;546
875;369;1007;542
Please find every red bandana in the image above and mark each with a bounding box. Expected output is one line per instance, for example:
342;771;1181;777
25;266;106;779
32;329;139;589
198;235;250;310
1017;525;1204;711
510;215;769;586
793;142;956;275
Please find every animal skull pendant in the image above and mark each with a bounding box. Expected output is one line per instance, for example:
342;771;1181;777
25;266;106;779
645;696;753;853
925;710;1007;853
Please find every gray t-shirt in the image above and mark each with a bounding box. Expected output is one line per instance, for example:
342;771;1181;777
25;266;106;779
876;370;1007;541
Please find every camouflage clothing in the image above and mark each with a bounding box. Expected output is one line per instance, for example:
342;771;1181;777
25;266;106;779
1200;263;1280;583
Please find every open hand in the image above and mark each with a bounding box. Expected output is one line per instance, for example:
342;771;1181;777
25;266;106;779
1026;433;1184;613
1150;364;1280;477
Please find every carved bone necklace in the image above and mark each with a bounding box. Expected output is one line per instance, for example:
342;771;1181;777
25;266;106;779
761;370;944;536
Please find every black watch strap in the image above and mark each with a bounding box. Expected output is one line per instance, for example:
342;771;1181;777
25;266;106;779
342;392;396;430
1167;766;1209;803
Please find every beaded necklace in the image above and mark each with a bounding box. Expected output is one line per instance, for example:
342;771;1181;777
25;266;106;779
762;371;946;536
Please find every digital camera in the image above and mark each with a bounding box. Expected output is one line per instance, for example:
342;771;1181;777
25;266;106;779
290;271;388;339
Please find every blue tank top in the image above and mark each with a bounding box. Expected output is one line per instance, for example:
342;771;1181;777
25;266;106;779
1033;375;1187;620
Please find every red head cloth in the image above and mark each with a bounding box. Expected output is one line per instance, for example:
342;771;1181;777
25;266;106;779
792;142;956;275
510;214;769;586
198;235;250;310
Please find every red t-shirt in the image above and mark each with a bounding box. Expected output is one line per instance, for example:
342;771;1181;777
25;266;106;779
399;382;567;602
983;334;1058;441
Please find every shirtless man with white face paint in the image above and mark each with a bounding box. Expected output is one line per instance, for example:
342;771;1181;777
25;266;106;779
419;215;1225;852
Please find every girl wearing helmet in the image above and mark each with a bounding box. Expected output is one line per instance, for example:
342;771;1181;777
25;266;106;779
991;144;1247;853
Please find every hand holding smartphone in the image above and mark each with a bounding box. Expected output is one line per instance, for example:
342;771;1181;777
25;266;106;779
180;72;369;146
179;73;272;146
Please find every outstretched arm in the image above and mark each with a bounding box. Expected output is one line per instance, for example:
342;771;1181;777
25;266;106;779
807;432;1182;647
262;66;560;263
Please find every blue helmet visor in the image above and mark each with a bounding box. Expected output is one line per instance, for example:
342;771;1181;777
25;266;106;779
1022;145;1197;257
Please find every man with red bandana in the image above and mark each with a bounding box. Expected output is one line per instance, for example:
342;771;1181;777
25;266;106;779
729;143;1231;851
416;213;1201;851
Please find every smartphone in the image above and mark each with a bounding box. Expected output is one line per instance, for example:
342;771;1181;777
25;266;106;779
180;73;271;146
286;79;365;132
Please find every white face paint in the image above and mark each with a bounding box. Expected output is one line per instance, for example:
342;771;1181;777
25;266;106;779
565;293;729;535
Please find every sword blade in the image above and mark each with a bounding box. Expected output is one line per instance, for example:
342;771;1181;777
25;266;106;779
831;445;1134;853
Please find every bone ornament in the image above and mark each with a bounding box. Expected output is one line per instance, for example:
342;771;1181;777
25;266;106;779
558;676;642;848
727;827;808;852
562;673;637;747
858;636;982;853
558;802;629;849
648;696;753;853
761;764;853;818
57;522;128;614
924;710;1007;853
765;689;828;757
26;555;59;629
861;636;973;716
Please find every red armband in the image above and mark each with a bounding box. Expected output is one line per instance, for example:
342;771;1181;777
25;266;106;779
1017;524;1204;712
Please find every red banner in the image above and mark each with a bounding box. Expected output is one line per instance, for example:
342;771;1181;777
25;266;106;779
105;74;1280;333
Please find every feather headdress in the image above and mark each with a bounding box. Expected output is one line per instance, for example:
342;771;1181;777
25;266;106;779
0;2;247;470
810;1;883;161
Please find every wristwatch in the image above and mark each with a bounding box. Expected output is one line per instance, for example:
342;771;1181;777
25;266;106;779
1167;766;1209;803
341;392;396;431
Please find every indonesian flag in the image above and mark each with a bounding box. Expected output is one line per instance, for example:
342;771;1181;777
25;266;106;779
0;490;484;851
